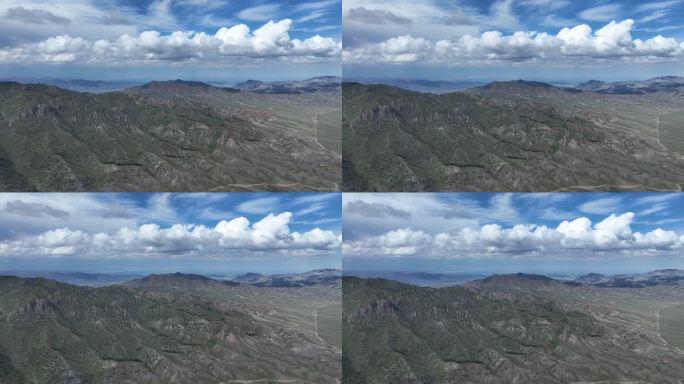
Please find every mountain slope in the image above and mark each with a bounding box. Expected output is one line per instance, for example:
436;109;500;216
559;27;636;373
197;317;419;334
0;275;340;383
343;276;684;383
0;80;340;191
342;82;684;191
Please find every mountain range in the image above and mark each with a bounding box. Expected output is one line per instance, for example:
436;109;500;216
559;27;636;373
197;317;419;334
576;76;684;94
233;76;342;94
0;77;341;191
343;77;684;191
0;270;341;383
346;78;483;94
344;270;684;383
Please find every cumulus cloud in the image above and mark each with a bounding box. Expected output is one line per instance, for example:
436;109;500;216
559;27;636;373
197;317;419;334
0;19;341;64
0;212;341;258
343;19;684;64
344;212;684;258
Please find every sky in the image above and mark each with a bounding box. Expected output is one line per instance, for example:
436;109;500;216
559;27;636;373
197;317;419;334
0;0;341;81
343;193;684;275
343;0;684;82
0;193;341;275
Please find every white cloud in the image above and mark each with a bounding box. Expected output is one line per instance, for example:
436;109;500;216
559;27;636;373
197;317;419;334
0;19;341;64
293;0;339;13
0;212;340;258
519;0;571;10
343;0;480;48
579;4;622;22
489;0;520;30
579;196;623;214
635;0;683;12
237;4;280;22
344;212;684;258
237;196;282;214
343;19;684;65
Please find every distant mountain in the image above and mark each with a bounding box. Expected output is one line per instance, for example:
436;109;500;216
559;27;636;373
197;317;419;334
343;276;684;383
342;82;684;191
0;78;142;93
233;76;341;94
233;269;341;287
0;80;340;191
576;76;684;94
125;272;239;289
467;79;582;96
344;270;484;286
469;270;684;289
0;271;142;286
575;272;608;284
469;272;563;289
576;269;684;288
348;78;483;93
122;270;341;289
124;79;240;96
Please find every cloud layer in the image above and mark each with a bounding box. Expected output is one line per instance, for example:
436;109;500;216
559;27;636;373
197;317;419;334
344;212;684;258
0;19;341;64
0;212;341;258
343;19;684;64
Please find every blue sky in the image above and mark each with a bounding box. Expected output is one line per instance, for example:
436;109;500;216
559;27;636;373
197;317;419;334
0;193;341;274
343;0;684;82
343;193;684;275
0;0;341;81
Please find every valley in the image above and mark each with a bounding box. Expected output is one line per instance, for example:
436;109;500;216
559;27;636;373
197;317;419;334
0;77;341;192
342;77;684;192
0;270;342;384
343;270;684;383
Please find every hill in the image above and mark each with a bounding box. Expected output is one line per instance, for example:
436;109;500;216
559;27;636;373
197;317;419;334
0;79;340;191
342;81;684;191
343;276;684;383
0;273;341;383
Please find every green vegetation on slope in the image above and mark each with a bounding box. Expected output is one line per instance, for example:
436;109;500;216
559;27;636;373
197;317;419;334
342;82;684;192
343;276;684;384
0;275;341;384
0;81;340;191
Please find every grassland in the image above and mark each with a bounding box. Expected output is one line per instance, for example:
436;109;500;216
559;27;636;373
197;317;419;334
316;303;342;349
659;109;684;156
660;303;684;350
